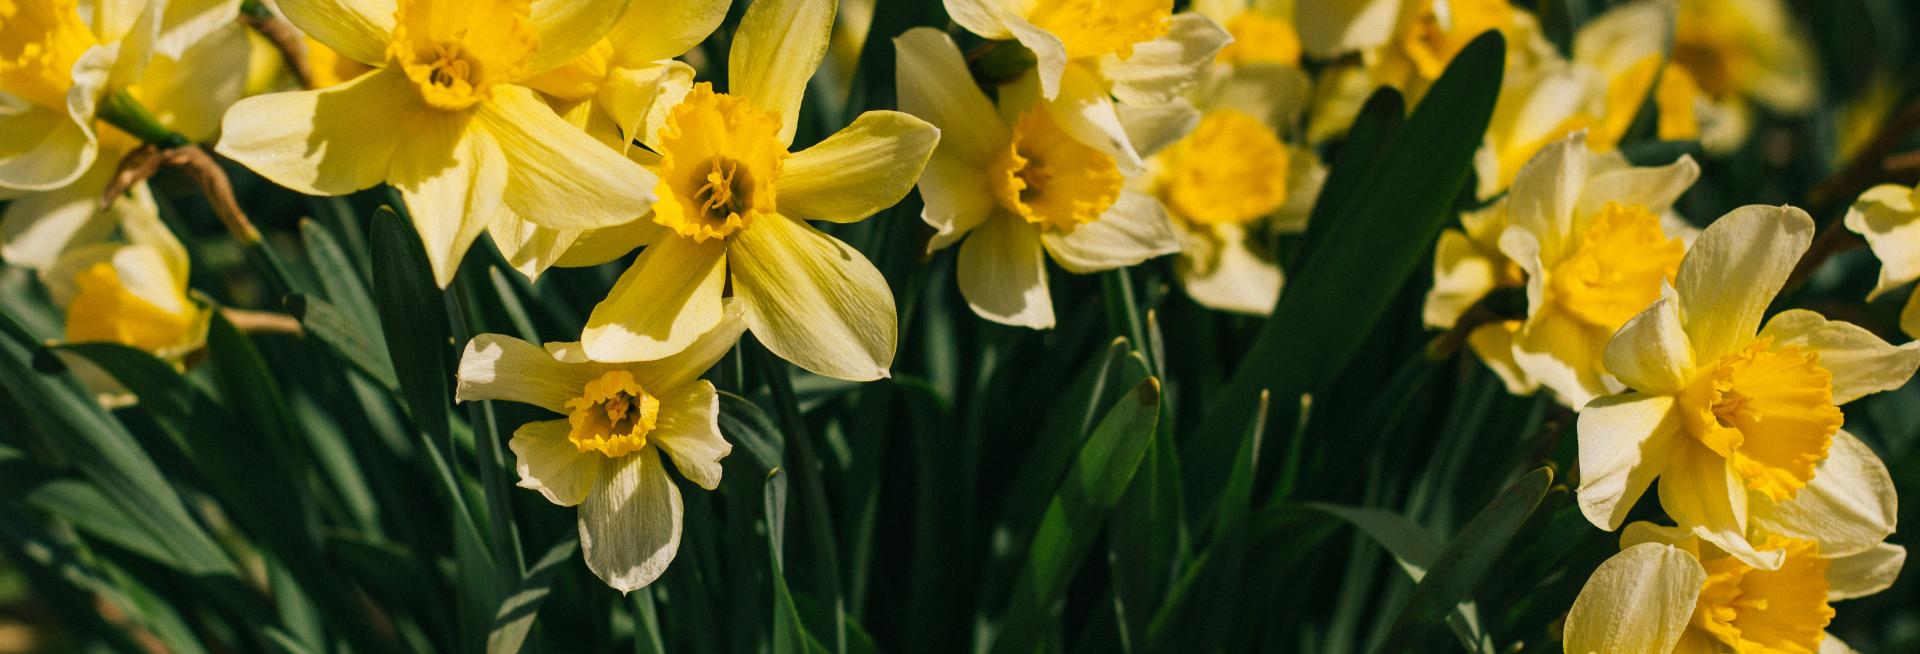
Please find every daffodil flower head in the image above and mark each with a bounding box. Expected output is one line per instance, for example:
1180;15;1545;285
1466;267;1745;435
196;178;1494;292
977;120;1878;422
0;0;95;111
895;27;1181;330
1843;182;1920;339
945;0;1227;102
1575;204;1920;569
1427;198;1536;393
1199;1;1299;67
1498;132;1698;408
580;0;937;382
1159;110;1288;227
44;186;209;362
386;0;536;111
1564;519;1906;654
0;0;174;191
1655;0;1816;152
458;303;747;593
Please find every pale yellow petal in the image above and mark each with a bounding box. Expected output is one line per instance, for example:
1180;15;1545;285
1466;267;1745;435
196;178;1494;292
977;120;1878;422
1842;184;1920;300
0;162;127;269
1513;308;1612;409
1577;393;1681;531
1904;286;1920;340
606;0;728;65
475;85;656;230
488;210;578;281
525;0;633;73
457;333;596;413
920;157;998;253
958;214;1053;328
777;110;939;224
1564;543;1705;654
215;66;423;196
1115;98;1199;160
554;217;661;269
1468;321;1539;395
649;381;728;491
1424;229;1496;329
275;0;395;66
1503;133;1589;266
1659;441;1784;570
1574;156;1701;223
580;449;683;593
389;111;506;287
1604;286;1695;395
581;236;728;363
1004;13;1070;99
727;0;833;143
730;215;896;381
0;100;94;192
1098;13;1230;106
1294;0;1399;58
1040;191;1179;274
1751;430;1897;559
893;27;1008;164
1178;222;1280;316
1045;65;1146;175
942;0;1013;39
509;419;601;506
1674;205;1815;362
1759;309;1920;404
633;299;748;391
1824;543;1904;601
137;23;249;143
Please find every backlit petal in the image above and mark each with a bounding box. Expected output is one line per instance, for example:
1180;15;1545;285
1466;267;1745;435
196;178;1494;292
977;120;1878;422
215;66;422;196
730;215;896;381
389;111;506;287
1564;543;1705;654
457;332;599;413
649;381;728;490
276;0;395;65
582;236;728;363
1752;430;1897;559
1674;205;1815;362
778;110;939;224
1605;286;1695;395
1759;309;1920;404
526;0;633;73
1577;393;1681;531
476;86;656;230
509;419;601;506
1824;543;1904;601
580;449;683;593
1040;191;1179;274
727;0;833;143
958;215;1054;328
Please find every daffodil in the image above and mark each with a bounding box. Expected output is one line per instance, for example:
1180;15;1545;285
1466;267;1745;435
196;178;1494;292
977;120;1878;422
1564;522;1905;654
895;28;1179;329
3;1;252;269
1576;204;1920;567
216;0;655;286
1654;0;1817;153
0;0;235;191
1843;183;1920;338
1474;0;1675;197
1424;197;1535;394
1191;0;1301;67
456;303;744;592
579;0;937;382
43;185;210;362
1497;133;1700;408
486;0;725;280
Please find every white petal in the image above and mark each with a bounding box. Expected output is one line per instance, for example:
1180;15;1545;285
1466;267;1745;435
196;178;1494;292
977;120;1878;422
1759;309;1920;404
919;156;998;253
1039;191;1179;274
0;163;126;269
457;333;598;413
580;449;683;593
0;98;94;192
1098;13;1230;106
1177;222;1281;316
1573;155;1701;222
1842;184;1920;300
958;214;1054;328
1824;543;1904;601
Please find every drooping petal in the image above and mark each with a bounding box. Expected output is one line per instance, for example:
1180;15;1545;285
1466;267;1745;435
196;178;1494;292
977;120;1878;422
509;419;601;506
579;449;683;593
634;299;748;391
1563;543;1706;654
275;0;395;65
605;0;728;66
1759;309;1920;404
488;209;579;281
1040;191;1179;274
958;215;1053;328
1098;13;1230;106
1842;184;1920;300
457;333;600;413
388;111;506;287
777;110;939;224
581;236;728;363
474;85;655;230
1751;430;1897;559
215;66;423;196
1577;393;1681;531
894;27;1009;165
1604;285;1695;395
525;0;633;73
1660;441;1784;570
727;0;833;144
730;215;896;381
1824;543;1905;601
648;381;728;490
1674;205;1815;362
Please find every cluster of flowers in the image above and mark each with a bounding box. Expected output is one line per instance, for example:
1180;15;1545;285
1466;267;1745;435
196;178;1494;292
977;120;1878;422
1;0;1910;650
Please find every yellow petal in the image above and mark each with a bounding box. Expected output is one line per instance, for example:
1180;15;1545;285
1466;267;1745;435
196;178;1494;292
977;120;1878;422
133;22;250;143
554;218;663;269
1674;205;1815;362
1098;13;1230;106
1751;430;1897;559
1573;156;1701;223
509;418;602;506
606;0;728;66
648;381;728;490
0;161;131;269
943;0;1013;39
1759;309;1920;404
1564;543;1705;654
1424;229;1497;329
580;448;682;593
582;236;728;363
475;85;655;230
389;111;507;287
525;0;633;73
1824;543;1905;601
1045;64;1146;175
777;110;938;224
1604;286;1695;394
893;27;1008;165
1004;13;1070;99
1294;0;1399;58
457;333;601;413
0;101;95;192
1842;184;1920;300
1904;286;1920;340
727;0;834;144
920;157;997;253
215;66;423;196
1659;441;1784;570
600;62;692;152
1039;191;1178;273
1512;307;1612;409
632;299;748;392
1504;133;1589;265
275;0;395;66
1576;393;1680;531
1467;321;1538;396
958;214;1053;328
730;214;896;381
488;210;579;281
1178;222;1281;316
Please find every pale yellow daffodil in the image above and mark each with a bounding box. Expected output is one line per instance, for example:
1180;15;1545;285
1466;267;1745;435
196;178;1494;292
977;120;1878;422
1498;133;1700;408
1654;0;1817;153
895;28;1179;329
1842;183;1920;338
579;0;938;382
44;183;210;362
216;0;655;287
456;302;744;593
1576;204;1920;569
1424;197;1534;394
1565;522;1904;654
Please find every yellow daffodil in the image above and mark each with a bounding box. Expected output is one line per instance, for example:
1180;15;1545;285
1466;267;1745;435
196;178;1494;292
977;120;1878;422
1576;204;1920;568
579;0;937;382
1498;133;1700;408
3;2;252;269
456;303;744;592
487;0;725;280
895;28;1179;329
1654;0;1817;153
1192;0;1301;67
216;0;655;286
1843;183;1920;338
44;185;210;361
1425;197;1534;394
1565;522;1905;654
1474;1;1674;197
0;0;234;191
944;0;1230;101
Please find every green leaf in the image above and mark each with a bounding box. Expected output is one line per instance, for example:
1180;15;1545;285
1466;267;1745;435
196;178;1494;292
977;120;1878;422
991;376;1162;654
1183;31;1507;520
487;536;579;654
369;205;453;443
1373;467;1553;652
300;217;380;334
286;293;399;391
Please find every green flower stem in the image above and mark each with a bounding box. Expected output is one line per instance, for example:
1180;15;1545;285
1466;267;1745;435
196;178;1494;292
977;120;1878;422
97;90;188;149
758;348;848;654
